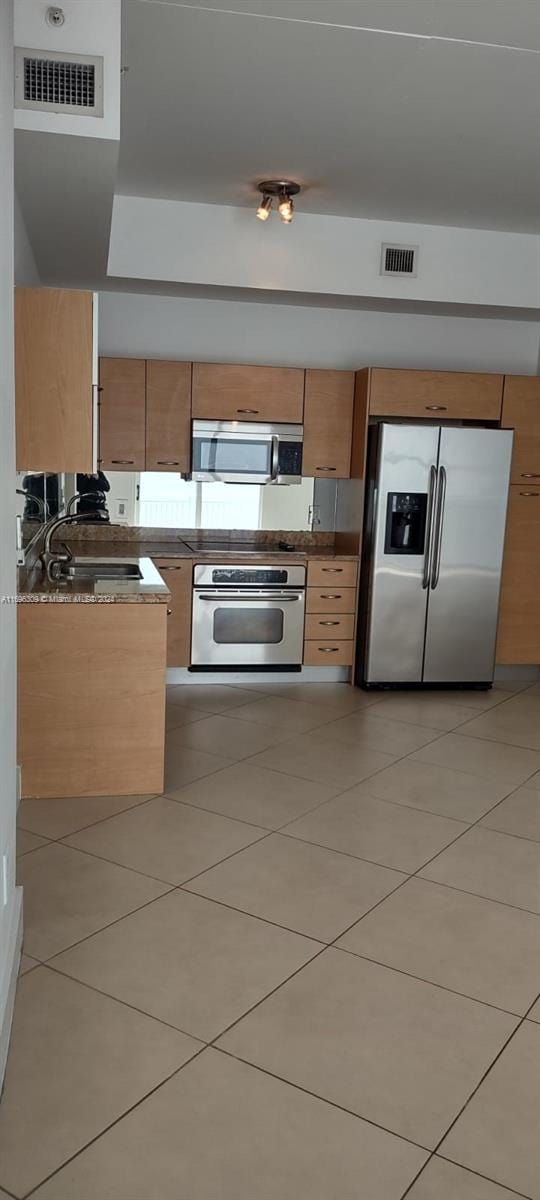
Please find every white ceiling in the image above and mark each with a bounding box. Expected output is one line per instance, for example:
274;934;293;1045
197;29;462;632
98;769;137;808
118;0;540;231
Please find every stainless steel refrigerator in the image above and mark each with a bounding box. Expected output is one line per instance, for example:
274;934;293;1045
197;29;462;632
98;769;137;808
357;423;513;687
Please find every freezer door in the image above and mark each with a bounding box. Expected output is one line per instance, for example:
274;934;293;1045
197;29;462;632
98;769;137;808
364;424;440;683
423;427;513;683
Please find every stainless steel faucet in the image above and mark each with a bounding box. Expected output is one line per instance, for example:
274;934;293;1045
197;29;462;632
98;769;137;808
66;490;105;515
16;489;46;517
39;510;94;581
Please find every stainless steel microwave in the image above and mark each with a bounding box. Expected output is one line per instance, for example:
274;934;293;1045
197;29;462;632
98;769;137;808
191;420;303;484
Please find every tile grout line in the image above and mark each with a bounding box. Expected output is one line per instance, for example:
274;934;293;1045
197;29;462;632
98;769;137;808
17;792;161;843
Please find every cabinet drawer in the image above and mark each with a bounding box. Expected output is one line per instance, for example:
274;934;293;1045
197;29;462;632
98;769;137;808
192;363;304;423
153;559;192;667
369;368;503;421
305;613;355;640
303;640;354;666
307;560;358;588
306;587;357;614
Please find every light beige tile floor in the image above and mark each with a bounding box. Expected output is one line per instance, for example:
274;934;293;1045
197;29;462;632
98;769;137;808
3;680;539;1199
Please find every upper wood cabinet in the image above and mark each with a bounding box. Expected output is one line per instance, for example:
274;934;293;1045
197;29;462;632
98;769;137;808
303;370;354;478
501;375;540;486
16;287;95;471
192;363;304;423
98;358;146;471
497;485;540;664
368;368;503;422
146;360;191;473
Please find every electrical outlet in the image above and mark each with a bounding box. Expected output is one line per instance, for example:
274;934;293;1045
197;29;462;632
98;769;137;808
115;499;129;523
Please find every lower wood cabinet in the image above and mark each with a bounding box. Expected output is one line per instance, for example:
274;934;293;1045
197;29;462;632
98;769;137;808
304;559;358;667
18;602;166;798
153;559;192;666
497;486;540;663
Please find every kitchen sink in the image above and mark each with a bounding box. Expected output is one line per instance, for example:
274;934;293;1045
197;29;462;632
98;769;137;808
58;559;142;581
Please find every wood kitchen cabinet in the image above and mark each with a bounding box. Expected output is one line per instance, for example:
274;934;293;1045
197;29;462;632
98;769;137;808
302;370;354;478
497;486;540;664
16;287;95;471
303;559;358;667
501;375;540;486
368;368;503;422
153;558;192;666
192;363;304;423
98;357;146;471
146;360;192;473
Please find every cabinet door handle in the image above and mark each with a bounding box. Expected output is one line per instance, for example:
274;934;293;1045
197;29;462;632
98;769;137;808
316;465;336;471
425;405;448;411
321;567;343;573
521;473;540;478
167;608;172;615
237;408;259;414
320;593;342;599
319;620;340;626
159;565;183;571
111;459;135;465
157;460;180;466
520;492;540;497
318;646;339;652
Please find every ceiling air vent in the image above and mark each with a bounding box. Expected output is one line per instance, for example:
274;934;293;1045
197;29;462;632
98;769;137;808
380;243;418;277
14;47;104;117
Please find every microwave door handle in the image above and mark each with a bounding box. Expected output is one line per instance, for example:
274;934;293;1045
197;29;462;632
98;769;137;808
422;465;438;590
270;436;278;482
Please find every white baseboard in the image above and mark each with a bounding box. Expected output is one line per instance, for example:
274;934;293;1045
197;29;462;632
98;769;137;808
167;666;351;686
0;886;23;1093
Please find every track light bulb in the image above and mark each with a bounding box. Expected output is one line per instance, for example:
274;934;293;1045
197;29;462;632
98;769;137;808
256;195;272;221
278;195;294;223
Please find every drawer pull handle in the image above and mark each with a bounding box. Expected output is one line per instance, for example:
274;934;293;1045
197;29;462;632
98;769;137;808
425;405;447;411
111;459;135;465
159;565;183;571
321;567;343;573
520;492;540;497
320;593;342;599
319;620;340;626
521;473;540;478
157;460;180;466
318;646;339;652
316;466;337;471
237;408;259;414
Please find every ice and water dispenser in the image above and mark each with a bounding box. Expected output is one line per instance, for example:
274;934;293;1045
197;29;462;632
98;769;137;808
384;492;427;555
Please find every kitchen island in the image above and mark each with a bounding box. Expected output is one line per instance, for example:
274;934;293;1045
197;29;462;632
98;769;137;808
17;557;169;799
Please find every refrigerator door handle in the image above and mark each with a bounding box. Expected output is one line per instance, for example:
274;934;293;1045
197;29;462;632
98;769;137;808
422;465;438;589
431;465;447;590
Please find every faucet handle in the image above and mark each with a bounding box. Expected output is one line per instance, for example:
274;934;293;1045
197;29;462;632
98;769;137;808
59;541;73;563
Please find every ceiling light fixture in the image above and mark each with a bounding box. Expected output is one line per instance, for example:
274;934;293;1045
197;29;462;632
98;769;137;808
256;180;301;225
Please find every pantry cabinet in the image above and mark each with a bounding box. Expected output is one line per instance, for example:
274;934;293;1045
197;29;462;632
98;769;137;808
302;370;354;478
15;287;96;471
192;363;304;424
153;558;192;666
98;358;146;471
497;486;540;663
368;368;503;422
501;375;540;486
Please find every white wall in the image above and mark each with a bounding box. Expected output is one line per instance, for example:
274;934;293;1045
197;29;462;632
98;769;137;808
14;190;39;284
99;290;540;376
0;0;23;1088
108;195;540;311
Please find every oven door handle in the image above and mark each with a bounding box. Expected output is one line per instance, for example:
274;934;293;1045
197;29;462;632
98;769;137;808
197;593;302;602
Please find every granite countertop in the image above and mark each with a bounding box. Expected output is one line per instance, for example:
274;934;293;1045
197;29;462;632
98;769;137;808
58;539;360;563
18;556;170;604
